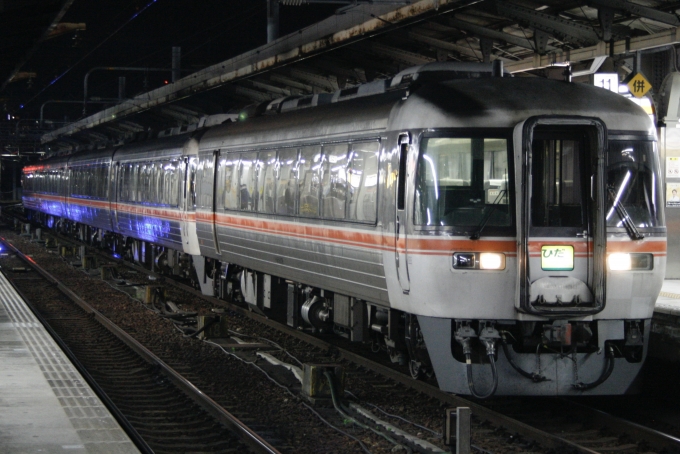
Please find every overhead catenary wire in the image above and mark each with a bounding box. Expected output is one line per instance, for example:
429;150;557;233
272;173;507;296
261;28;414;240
25;0;162;107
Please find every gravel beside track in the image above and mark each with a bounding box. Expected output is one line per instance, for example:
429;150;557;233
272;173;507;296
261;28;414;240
10;218;680;454
0;224;559;454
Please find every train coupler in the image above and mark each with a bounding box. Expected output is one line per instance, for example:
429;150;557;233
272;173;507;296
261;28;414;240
478;322;500;357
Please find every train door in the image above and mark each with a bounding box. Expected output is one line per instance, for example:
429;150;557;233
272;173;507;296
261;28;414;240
180;156;201;255
112;162;120;229
395;133;411;293
517;118;606;316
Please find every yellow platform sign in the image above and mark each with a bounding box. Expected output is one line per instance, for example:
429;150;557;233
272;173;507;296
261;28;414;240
627;73;651;98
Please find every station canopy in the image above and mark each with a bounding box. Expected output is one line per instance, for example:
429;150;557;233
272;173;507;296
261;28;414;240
22;0;680;153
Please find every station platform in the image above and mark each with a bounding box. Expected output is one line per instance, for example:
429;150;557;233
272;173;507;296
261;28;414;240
649;280;680;362
655;280;680;315
0;270;140;453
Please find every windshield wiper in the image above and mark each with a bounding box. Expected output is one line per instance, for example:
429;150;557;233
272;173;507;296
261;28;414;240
470;189;507;240
607;187;644;241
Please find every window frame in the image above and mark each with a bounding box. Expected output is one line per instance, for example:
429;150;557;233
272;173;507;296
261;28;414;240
216;138;381;225
413;128;515;236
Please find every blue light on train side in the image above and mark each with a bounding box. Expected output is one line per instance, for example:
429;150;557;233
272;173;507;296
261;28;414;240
134;218;171;242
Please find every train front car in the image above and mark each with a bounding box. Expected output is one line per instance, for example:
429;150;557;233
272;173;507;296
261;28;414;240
391;68;665;396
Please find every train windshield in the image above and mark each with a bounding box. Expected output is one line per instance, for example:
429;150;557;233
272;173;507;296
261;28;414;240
414;135;512;231
606;139;663;228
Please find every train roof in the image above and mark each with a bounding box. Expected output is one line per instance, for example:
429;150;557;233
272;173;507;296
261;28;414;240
392;77;653;134
200;75;652;152
113;132;200;161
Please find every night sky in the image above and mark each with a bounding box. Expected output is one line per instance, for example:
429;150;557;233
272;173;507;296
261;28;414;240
4;0;338;122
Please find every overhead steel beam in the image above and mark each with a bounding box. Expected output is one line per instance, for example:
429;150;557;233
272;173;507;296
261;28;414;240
310;57;367;84
505;26;680;73
42;0;477;143
408;31;494;61
157;106;201;125
590;0;680;27
82;131;110;144
249;79;298;97
283;67;338;91
227;84;276;103
447;17;537;50
117;121;145;133
335;48;400;79
363;40;436;65
47;22;86;39
268;73;317;93
1;0;77;92
495;1;600;46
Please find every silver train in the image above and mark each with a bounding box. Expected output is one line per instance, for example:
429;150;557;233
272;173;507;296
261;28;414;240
23;62;666;397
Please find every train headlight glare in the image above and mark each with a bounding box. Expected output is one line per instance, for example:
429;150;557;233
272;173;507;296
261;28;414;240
608;253;631;270
609;253;653;271
480;253;505;270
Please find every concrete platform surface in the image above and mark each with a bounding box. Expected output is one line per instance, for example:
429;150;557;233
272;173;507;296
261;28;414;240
655;279;680;316
0;270;140;453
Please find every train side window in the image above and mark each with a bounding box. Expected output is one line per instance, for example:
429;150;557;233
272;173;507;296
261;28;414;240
134;164;142;203
239;152;258;211
217;154;239;210
161;160;179;207
120;164;131;202
71;168;79;196
153;162;163;205
187;157;197;210
276;148;299;215
349;141;380;222
141;163;151;204
98;165;109;199
22;173;31;192
321;143;349;220
298;145;322;217
257;150;277;214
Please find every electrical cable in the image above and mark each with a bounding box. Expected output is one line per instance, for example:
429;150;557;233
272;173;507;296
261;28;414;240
324;371;408;453
572;345;615;390
500;333;548;383
371;407;439;437
206;340;373;454
465;352;498;399
226;328;304;366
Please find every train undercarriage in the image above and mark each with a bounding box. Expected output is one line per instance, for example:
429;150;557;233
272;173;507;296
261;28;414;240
25;212;649;397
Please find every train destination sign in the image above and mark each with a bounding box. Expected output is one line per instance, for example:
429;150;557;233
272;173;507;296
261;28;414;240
541;245;574;271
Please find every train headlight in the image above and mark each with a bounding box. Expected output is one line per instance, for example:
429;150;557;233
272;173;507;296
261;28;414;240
608;253;653;271
608;253;631;270
480;253;505;270
452;252;506;270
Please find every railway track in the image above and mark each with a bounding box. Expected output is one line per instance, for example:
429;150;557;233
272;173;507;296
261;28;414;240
0;234;280;454
5;215;680;453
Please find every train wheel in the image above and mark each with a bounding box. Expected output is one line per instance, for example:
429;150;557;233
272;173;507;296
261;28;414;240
409;360;423;379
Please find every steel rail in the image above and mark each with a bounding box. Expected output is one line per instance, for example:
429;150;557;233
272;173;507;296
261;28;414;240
10;218;680;453
0;254;154;454
128;258;680;454
0;237;281;454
